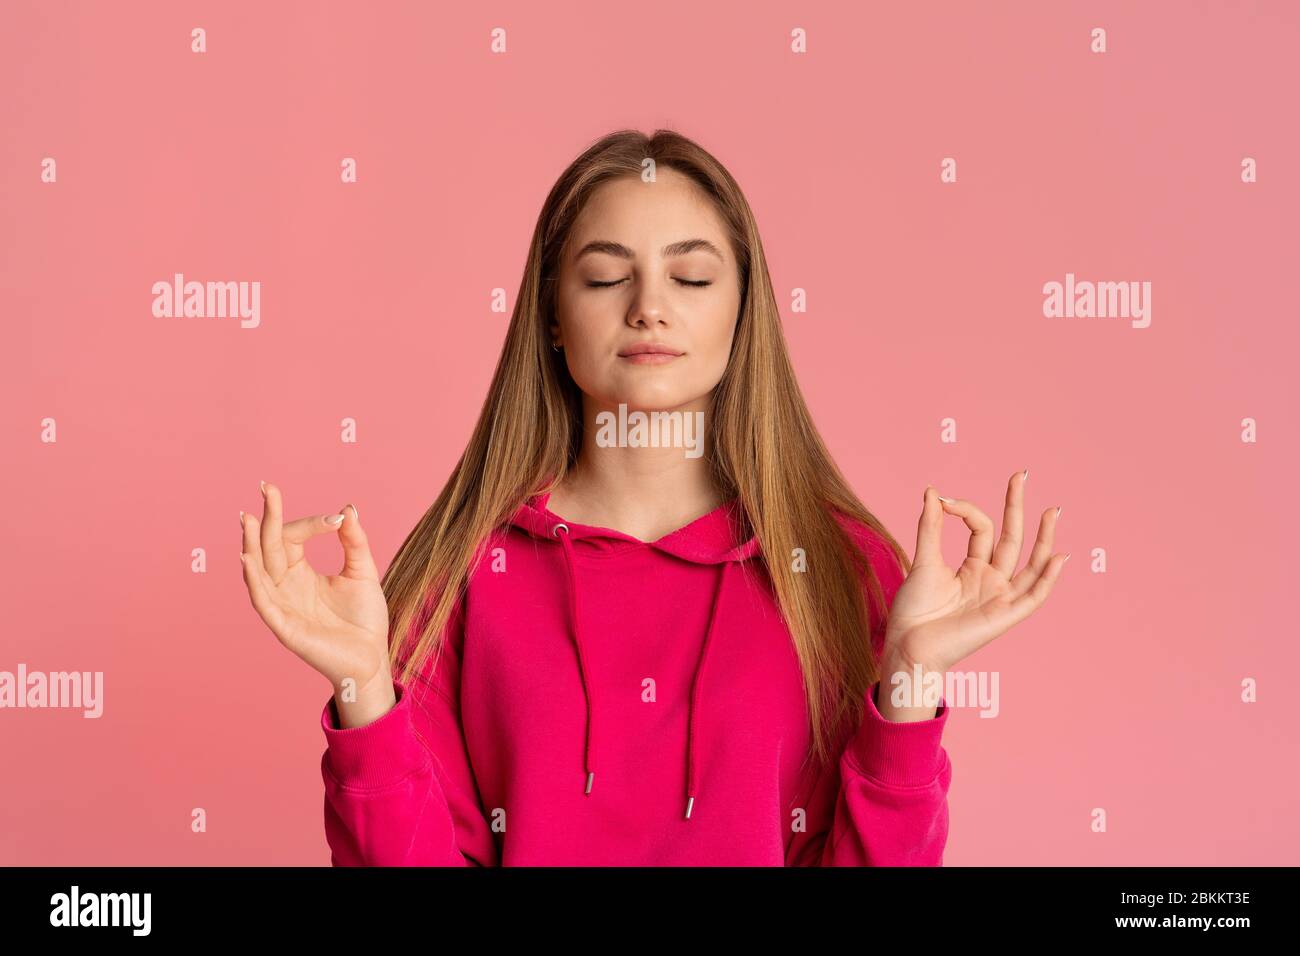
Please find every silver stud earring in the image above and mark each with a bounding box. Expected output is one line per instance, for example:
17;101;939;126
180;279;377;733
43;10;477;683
552;344;562;352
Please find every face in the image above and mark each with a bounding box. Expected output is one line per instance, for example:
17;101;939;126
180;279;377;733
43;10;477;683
551;167;742;414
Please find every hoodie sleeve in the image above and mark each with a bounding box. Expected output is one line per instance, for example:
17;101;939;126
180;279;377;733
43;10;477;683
786;517;953;866
319;598;498;866
810;680;952;866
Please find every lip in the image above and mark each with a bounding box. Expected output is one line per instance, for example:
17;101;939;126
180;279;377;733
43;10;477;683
617;343;685;364
620;352;682;365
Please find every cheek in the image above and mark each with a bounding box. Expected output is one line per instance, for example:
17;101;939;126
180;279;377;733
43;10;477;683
557;297;606;358
558;313;616;395
698;300;739;371
567;315;611;368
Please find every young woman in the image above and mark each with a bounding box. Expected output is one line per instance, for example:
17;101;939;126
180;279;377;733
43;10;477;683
239;129;1067;866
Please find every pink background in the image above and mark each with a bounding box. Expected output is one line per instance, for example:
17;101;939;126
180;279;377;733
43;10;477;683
3;1;1297;865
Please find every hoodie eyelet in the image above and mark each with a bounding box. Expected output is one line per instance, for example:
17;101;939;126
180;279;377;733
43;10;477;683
552;523;569;537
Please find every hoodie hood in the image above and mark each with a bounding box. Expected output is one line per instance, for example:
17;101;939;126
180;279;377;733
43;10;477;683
506;491;760;820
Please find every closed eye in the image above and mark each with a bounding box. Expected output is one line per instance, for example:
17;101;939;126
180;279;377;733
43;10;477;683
586;278;713;288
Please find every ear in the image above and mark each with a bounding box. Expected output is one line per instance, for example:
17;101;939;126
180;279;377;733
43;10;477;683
548;317;563;348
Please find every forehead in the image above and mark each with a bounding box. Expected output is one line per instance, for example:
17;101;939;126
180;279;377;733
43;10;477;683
567;169;727;255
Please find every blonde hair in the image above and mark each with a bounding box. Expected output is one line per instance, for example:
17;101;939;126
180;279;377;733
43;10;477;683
383;129;910;765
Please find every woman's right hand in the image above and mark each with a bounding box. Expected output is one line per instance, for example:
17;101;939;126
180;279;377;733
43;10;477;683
239;481;395;726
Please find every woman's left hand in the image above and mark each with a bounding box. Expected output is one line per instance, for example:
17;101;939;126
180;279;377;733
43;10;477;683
879;470;1068;699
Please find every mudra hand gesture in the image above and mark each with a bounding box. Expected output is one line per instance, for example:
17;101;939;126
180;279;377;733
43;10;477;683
239;482;395;728
876;469;1067;720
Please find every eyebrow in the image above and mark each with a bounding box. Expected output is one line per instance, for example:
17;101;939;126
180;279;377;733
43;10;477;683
572;238;726;263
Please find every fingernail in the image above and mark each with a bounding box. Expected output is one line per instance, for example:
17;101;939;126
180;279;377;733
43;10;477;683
350;503;359;522
259;480;267;497
1023;468;1029;481
325;513;345;526
1056;506;1063;518
239;510;245;526
937;495;953;503
239;553;246;564
1064;552;1072;562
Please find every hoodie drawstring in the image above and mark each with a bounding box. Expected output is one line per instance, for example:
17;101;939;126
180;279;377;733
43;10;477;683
552;520;732;820
685;557;731;819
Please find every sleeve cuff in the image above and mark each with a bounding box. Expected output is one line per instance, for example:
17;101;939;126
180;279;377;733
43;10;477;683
320;679;430;790
843;680;949;787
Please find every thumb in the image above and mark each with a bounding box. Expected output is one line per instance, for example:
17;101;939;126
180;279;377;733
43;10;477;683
335;503;380;581
913;485;945;568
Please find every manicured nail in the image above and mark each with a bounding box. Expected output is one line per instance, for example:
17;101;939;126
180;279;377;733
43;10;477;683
1064;552;1072;562
325;513;345;526
349;503;359;522
937;495;953;503
1056;506;1063;518
1023;468;1029;481
239;510;245;526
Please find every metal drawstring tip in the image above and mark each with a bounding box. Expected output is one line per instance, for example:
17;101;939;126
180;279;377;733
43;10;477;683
684;795;694;819
585;771;594;794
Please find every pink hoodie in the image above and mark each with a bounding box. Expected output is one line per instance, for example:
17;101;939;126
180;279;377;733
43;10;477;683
319;492;952;866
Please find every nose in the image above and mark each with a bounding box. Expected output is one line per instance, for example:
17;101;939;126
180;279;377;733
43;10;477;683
625;281;671;330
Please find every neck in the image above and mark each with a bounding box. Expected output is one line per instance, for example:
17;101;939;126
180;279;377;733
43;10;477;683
546;396;721;542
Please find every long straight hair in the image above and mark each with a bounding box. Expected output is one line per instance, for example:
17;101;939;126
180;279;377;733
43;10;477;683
383;129;910;765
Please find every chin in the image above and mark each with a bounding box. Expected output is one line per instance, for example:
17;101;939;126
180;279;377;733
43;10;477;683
596;385;700;413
